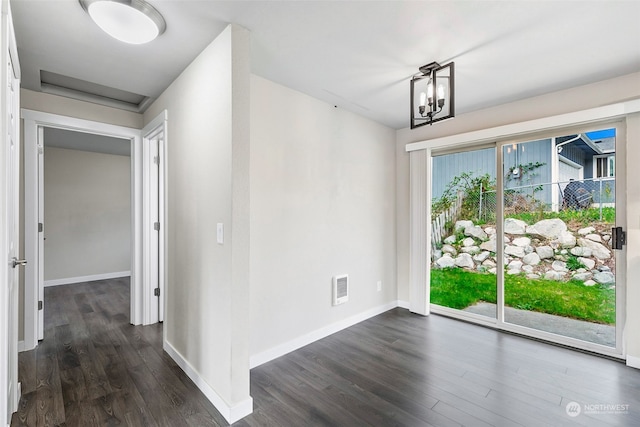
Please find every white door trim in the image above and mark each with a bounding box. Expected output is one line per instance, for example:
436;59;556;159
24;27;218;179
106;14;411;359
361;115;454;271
21;109;144;351
141;111;167;325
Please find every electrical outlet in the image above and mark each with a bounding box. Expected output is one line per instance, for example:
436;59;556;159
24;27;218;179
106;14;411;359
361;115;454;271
377;281;382;292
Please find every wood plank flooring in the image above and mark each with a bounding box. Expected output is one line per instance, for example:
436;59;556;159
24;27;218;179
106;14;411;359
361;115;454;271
11;278;228;427
12;278;640;426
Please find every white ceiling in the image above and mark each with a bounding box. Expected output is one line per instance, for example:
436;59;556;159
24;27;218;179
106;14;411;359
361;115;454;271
11;0;640;131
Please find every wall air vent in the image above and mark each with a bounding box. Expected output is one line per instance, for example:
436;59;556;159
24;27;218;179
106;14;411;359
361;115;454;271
332;274;349;306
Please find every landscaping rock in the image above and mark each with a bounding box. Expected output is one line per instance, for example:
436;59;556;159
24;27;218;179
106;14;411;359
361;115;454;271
545;271;566;281
436;255;456;269
455;253;475;269
570;246;592;257
504;236;511;244
583;280;597;286
572;272;593;282
444;235;457;245
504;218;527;234
507;269;521;275
474;251;490;263
482;259;496;267
536;245;554;259
460;246;481;255
465;225;488;241
593;271;615;284
480;239;497;253
527;218;567;240
527;273;541;279
585;233;602;243
504;245;525;258
512;236;531;247
508;260;523;270
598;265;611;272
522;252;541;266
578;226;596;235
579;257;596;270
552;260;568;272
454;220;474;233
484;227;496;236
488;267;497;275
462;237;476;247
577;238;611;260
522;265;535;273
524;245;534;255
442;244;457;256
554;230;576;249
602;234;611;242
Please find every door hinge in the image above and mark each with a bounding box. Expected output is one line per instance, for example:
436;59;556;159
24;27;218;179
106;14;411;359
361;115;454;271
154;288;160;297
153;155;159;165
38;301;43;310
154;222;160;231
38;222;43;233
612;226;627;250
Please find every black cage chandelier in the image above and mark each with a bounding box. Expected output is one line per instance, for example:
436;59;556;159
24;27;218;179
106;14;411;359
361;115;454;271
410;61;455;128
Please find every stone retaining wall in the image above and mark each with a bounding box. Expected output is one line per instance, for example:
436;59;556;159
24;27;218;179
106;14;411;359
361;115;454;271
432;218;615;287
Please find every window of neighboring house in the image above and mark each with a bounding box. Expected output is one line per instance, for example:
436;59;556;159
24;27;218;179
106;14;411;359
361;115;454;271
595;155;615;178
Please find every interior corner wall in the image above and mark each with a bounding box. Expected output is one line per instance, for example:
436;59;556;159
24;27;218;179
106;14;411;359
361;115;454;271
249;75;397;360
43;147;130;282
395;71;640;361
142;24;251;418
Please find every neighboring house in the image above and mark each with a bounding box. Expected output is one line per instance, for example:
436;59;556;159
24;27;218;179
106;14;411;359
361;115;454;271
431;129;616;212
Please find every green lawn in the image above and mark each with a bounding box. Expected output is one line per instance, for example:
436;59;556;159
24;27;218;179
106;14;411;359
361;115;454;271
430;268;615;324
508;207;615;225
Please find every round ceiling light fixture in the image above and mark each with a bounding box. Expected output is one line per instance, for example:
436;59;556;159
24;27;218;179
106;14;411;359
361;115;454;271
79;0;166;44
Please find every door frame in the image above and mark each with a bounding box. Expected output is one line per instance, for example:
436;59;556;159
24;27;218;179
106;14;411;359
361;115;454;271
21;109;158;350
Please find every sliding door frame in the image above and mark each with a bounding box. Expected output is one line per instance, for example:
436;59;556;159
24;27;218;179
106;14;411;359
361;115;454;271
407;100;639;359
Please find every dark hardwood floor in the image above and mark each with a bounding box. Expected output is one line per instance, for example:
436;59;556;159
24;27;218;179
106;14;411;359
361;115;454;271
12;278;640;426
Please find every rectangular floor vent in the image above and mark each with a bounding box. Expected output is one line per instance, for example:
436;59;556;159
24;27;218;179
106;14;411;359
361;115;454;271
333;274;349;306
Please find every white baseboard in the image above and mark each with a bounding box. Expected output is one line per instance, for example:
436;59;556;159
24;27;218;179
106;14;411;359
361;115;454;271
397;299;410;309
250;300;401;369
163;340;253;424
44;271;131;287
627;355;640;370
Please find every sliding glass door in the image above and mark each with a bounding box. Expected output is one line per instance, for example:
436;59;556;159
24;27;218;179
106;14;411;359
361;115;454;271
430;145;497;320
429;125;623;354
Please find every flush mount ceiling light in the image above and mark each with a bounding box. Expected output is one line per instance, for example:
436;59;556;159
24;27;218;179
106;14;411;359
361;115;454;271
410;61;455;128
79;0;166;44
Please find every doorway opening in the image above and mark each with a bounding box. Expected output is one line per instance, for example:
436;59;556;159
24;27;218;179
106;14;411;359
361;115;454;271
22;110;167;351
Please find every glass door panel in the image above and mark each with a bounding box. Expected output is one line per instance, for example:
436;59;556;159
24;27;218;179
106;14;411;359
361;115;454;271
502;129;617;347
430;146;497;318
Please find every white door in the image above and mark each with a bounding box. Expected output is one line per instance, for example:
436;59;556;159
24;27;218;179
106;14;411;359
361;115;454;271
1;1;21;421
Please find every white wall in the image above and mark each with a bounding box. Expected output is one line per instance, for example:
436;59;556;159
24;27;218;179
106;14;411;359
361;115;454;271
249;75;397;360
396;71;640;361
43;147;130;282
143;24;251;421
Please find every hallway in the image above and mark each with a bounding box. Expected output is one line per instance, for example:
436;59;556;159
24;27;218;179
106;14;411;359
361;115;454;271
11;278;226;426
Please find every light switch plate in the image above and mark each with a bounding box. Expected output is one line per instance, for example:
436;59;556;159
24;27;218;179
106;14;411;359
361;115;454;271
217;223;224;244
